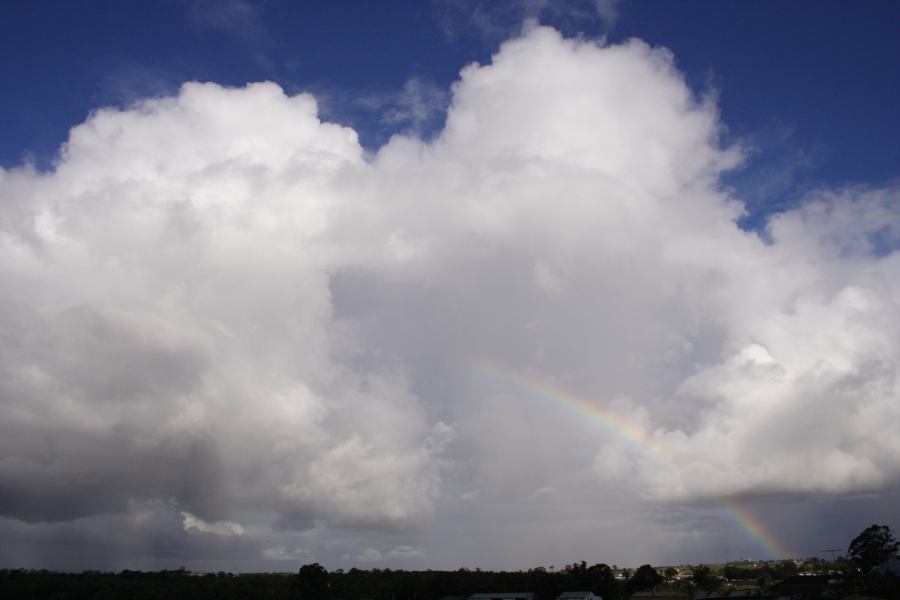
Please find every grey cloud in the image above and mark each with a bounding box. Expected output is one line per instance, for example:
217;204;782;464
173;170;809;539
0;501;265;571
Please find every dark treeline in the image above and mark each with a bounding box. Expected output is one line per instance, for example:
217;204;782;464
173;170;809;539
2;559;898;600
1;522;897;600
0;557;900;600
0;562;625;600
2;568;290;600
721;560;799;582
325;561;623;600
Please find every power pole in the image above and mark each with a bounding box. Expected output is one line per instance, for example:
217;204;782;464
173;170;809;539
820;549;841;561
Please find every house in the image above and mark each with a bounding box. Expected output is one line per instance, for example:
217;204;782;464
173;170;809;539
558;591;602;600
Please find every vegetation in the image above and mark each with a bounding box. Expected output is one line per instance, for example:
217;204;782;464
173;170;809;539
848;524;899;574
720;560;798;585
625;564;663;593
1;525;897;599
0;563;622;600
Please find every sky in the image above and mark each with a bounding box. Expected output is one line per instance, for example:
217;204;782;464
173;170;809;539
0;0;899;572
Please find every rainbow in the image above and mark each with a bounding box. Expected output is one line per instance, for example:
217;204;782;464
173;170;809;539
477;361;790;559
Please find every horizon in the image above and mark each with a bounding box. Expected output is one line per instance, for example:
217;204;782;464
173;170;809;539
0;0;899;573
0;553;847;573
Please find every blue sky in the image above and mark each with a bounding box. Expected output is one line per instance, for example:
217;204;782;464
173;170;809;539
2;0;898;223
1;1;899;571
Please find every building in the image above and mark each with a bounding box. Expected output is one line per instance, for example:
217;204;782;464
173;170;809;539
558;591;602;600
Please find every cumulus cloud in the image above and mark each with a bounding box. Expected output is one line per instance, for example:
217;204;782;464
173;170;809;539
182;512;245;536
263;546;315;562
343;547;386;564
641;186;900;500
0;81;441;532
343;545;426;564
1;25;898;566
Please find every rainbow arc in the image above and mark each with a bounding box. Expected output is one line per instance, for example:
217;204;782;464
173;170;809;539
478;361;790;560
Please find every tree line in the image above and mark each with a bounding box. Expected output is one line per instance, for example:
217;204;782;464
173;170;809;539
0;523;896;600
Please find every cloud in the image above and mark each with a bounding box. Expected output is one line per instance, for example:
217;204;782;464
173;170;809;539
638;186;900;501
343;547;384;563
1;25;898;566
0;81;440;532
342;77;451;146
342;545;426;564
263;545;315;562
379;78;451;136
182;512;245;536
0;500;265;570
433;0;622;43
187;0;274;68
592;0;621;25
531;486;557;499
387;545;427;560
188;0;270;46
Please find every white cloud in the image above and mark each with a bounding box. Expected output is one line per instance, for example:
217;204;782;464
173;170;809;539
387;545;427;560
343;547;384;563
530;486;558;502
342;545;426;564
0;81;440;530
182;512;245;536
1;25;899;567
263;546;315;562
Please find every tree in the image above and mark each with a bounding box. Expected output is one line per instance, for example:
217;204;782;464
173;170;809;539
588;563;621;600
848;524;899;574
664;567;678;583
771;560;799;579
628;564;663;593
294;563;329;600
690;565;717;591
